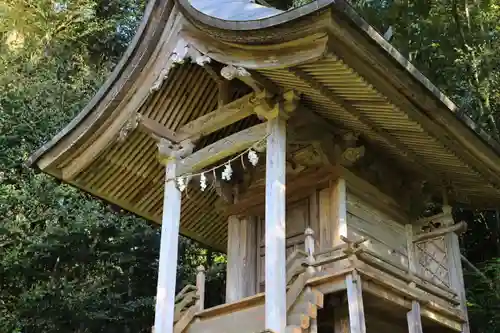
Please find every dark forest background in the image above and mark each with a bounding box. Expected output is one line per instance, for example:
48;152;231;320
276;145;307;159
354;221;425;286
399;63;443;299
0;0;498;332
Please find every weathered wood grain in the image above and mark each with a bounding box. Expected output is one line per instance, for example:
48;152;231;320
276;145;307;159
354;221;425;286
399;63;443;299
264;116;287;333
176;122;267;175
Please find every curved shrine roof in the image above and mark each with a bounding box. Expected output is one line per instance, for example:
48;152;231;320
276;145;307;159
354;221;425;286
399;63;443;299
27;0;500;250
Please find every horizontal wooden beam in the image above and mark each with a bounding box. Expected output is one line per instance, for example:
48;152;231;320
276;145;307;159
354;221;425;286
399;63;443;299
362;280;462;331
176;93;264;141
137;115;179;142
176;122;267;176
413;221;467;243
137;92;274;144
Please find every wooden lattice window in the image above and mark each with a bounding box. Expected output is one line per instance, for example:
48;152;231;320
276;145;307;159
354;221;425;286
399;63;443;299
415;236;450;288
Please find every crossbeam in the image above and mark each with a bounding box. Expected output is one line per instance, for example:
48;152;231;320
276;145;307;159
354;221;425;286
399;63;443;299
138;115;179;142
176;122;267;176
176;93;259;141
137;92;275;144
413;221;467;243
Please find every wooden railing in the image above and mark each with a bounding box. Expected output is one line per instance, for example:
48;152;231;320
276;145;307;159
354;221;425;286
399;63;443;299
154;225;466;333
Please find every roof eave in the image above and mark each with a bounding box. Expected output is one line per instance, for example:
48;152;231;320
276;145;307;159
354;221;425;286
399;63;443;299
26;0;174;169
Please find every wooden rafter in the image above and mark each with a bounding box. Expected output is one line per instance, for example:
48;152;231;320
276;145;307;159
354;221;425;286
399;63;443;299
137;115;178;142
324;32;500;189
176;92;262;141
245;69;282;95
136;92;272;145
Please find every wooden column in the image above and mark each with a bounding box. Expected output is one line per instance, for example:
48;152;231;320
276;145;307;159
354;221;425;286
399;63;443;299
154;159;181;333
154;139;193;333
407;300;423;333
226;215;258;303
440;206;470;333
405;224;423;333
346;272;366;333
265;111;287;333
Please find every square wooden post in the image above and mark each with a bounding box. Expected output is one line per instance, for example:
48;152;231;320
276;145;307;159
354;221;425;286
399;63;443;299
405;224;423;333
154;139;193;333
440;206;470;333
265;112;287;333
226;215;258;303
346;271;366;333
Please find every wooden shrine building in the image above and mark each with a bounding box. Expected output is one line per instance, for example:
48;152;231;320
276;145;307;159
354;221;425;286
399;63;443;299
27;0;500;332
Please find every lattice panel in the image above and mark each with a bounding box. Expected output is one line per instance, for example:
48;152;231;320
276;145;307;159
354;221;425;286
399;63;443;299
415;236;450;288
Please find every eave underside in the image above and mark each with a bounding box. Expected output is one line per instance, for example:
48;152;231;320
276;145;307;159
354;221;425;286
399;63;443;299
34;3;500;251
42;54;500;251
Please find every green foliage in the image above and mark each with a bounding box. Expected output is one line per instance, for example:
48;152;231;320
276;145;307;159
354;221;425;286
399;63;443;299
0;0;225;332
466;259;500;332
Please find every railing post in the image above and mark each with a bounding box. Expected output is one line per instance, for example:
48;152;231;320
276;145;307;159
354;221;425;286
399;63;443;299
196;265;206;311
405;224;423;333
346;271;366;333
405;224;417;286
304;227;316;277
407;300;423;333
304;228;318;333
440;206;470;333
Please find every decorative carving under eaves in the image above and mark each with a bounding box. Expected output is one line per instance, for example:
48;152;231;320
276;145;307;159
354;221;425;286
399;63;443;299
157;138;194;161
333;132;365;166
211;158;257;204
220;64;251;80
150;39;190;92
118;112;142;142
184;44;212;67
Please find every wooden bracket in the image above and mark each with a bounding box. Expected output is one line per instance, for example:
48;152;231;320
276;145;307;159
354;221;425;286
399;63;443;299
157;138;195;164
254;90;300;120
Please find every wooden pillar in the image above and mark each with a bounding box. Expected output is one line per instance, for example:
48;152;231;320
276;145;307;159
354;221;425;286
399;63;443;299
196;265;206;311
265;111;287;333
407;300;423;333
405;224;423;333
154;159;182;333
346;272;366;333
154;139;193;333
226;215;258;303
440;206;470;333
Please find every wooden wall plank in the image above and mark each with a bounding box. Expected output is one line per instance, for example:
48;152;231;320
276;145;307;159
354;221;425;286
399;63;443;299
346;192;408;269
